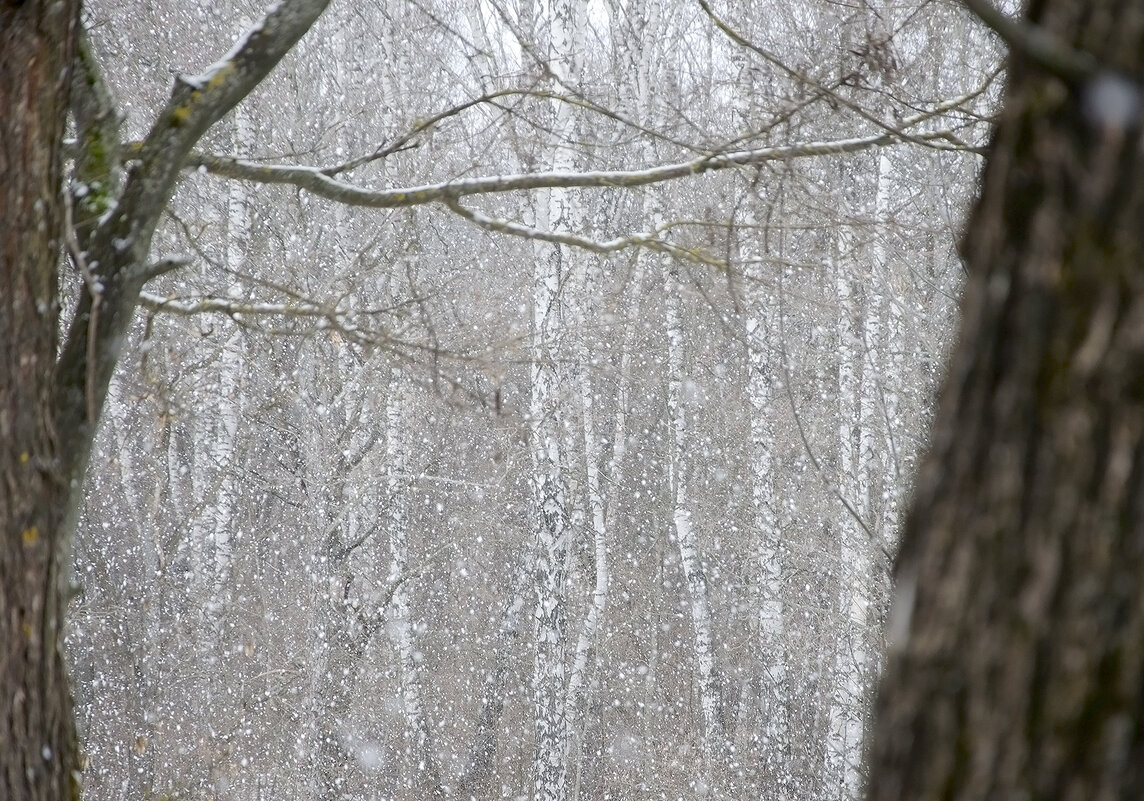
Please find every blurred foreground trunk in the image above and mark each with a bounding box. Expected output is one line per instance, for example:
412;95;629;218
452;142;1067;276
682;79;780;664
0;2;81;800
867;3;1144;798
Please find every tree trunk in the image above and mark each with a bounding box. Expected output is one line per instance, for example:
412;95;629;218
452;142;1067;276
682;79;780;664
867;3;1144;799
0;2;81;800
665;264;727;771
383;370;444;801
528;3;587;798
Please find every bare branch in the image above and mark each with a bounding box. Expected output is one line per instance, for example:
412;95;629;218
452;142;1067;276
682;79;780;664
698;0;973;149
55;0;332;528
141;254;193;281
322;87;638;177
773;318;894;570
188;123;968;210
962;0;1097;83
136;286;442;357
323;88;530;177
442;199;728;268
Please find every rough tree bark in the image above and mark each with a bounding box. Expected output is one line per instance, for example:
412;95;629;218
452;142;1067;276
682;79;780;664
0;2;81;800
2;3;330;799
867;2;1144;799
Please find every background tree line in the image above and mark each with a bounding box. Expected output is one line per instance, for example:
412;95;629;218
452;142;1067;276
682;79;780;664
20;1;1134;801
62;2;993;799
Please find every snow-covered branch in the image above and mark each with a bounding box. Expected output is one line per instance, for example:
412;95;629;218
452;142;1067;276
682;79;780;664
138;290;409;349
56;0;333;522
187;123;973;210
442;199;728;268
124;0;333;241
139;290;337;319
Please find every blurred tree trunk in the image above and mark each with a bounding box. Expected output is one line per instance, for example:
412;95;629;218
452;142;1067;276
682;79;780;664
0;2;81;800
867;2;1144;799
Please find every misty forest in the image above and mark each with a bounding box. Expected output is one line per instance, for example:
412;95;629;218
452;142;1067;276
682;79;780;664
56;0;999;799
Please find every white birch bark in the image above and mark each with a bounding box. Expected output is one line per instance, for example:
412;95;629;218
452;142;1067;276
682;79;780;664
528;3;586;800
731;45;789;771
562;355;605;721
872;150;905;544
530;239;572;801
744;237;788;770
825;224;867;799
665;264;726;771
207;105;250;647
175;105;249;750
291;354;340;801
563;252;629;785
825;17;903;786
825;147;893;798
208;330;240;633
383;369;443;799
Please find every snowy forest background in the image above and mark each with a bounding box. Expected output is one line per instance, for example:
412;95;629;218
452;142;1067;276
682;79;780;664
69;1;999;799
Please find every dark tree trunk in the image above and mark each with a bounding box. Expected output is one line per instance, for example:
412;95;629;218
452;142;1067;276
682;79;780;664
867;3;1144;799
0;1;82;800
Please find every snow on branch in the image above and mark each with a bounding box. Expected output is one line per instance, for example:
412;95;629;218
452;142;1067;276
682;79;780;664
137;290;408;349
442;199;727;268
188;121;973;211
70;28;124;236
120;0;332;237
55;0;342;546
139;291;335;318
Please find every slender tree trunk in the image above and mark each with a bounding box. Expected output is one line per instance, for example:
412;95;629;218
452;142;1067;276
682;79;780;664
528;3;587;799
743;209;789;782
665;264;726;773
871;149;906;539
208;106;252;649
867;3;1144;799
455;553;533;800
384;370;444;801
563;310;610;759
0;2;81;800
529;143;574;801
826;216;873;800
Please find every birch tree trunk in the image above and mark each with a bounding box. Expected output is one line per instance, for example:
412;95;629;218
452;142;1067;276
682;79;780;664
528;2;587;799
665;264;727;775
383;370;444;800
207;105;252;649
529;107;574;801
455;554;534;800
826;212;874;800
872;149;906;542
744;221;788;777
563;297;610;766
